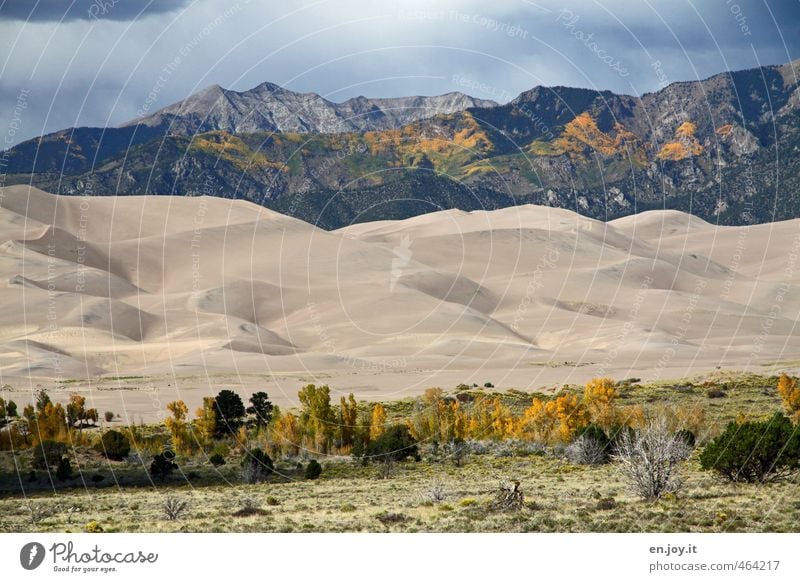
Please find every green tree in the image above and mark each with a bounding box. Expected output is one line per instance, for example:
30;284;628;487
213;390;246;437
246;392;274;431
365;424;419;476
66;393;87;429
34;389;52;413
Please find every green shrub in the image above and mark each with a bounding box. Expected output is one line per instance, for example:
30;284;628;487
33;440;67;470
95;430;131;460
699;413;800;482
366;425;419;464
55;456;72;481
150;451;178;482
304;459;322;480
241;448;273;483
209;453;226;467
104;411;114;422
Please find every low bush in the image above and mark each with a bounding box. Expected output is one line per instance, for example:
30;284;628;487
150;452;178;482
613;418;692;500
241;448;273;483
565;425;610;465
699;413;800;483
95;430;131;460
55;456;72;481
304;459;322;480
32;440;67;470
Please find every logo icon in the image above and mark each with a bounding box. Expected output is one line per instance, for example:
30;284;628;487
20;542;46;570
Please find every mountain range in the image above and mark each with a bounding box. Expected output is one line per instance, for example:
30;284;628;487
3;58;800;229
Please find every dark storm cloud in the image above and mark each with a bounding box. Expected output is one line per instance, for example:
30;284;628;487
1;0;799;149
0;0;191;22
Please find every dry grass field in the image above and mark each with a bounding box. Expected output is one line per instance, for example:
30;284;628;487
2;372;799;533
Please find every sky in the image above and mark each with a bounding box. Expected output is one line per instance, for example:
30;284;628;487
2;0;799;147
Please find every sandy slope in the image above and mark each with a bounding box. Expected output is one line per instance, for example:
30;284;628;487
0;185;798;420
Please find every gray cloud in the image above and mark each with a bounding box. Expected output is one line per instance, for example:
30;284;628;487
0;0;191;22
1;0;798;148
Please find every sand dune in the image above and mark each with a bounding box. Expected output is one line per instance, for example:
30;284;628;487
0;185;798;420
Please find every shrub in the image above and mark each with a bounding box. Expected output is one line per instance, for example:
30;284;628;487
483;382;494;388
209;453;226;467
706;388;726;399
566;425;611;465
241;448;273;483
233;497;265;517
55;456;72;481
150;451;178;482
95;430;131;460
365;424;419;477
33;440;67;470
104;411;115;422
675;429;696;448
612;418;692;500
84;521;103;533
304;459;322;480
162;496;189;521
699;413;800;483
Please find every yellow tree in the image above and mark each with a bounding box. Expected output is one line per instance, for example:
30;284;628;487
777;373;800;422
370;403;387;440
554;393;588;442
338;394;359;450
518;397;558;443
273;411;301;456
490;398;514;438
583;377;618;429
194;397;217;449
165;400;191;454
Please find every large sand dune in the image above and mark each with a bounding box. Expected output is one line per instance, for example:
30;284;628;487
0;185;798;420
